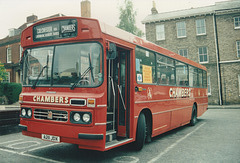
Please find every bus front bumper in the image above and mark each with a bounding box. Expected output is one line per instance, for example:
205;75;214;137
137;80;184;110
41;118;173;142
19;121;106;151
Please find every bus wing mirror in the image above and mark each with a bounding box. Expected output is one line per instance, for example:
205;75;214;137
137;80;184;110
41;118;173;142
107;42;117;60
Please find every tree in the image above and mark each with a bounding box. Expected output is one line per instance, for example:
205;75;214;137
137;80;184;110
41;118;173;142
0;61;8;83
117;0;144;37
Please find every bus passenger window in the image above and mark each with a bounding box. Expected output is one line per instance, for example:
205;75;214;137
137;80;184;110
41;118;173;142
203;70;207;88
189;66;198;87
135;47;156;84
198;69;203;87
176;61;189;86
156;54;175;85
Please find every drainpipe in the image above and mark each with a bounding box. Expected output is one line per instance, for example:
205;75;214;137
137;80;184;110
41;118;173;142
213;13;223;105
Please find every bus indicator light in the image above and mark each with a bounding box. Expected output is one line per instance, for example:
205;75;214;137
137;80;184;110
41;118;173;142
87;99;95;107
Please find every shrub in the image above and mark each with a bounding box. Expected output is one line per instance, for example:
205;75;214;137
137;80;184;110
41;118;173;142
3;83;22;104
0;83;3;96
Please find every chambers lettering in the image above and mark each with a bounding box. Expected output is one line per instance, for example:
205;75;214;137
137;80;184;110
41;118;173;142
169;88;191;98
33;96;69;104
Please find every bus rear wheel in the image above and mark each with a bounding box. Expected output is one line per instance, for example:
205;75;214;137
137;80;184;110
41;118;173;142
190;105;197;126
134;113;146;150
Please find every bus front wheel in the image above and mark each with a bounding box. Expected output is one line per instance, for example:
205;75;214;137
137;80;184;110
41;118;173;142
190;105;197;126
134;113;146;150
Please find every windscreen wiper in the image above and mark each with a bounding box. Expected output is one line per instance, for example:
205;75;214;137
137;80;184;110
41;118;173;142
32;55;49;89
88;53;95;83
71;53;94;90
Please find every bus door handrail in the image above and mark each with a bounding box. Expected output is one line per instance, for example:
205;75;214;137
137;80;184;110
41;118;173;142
117;85;126;111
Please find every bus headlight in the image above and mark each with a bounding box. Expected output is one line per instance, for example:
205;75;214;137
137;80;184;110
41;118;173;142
70;111;92;124
21;108;32;118
27;109;32;117
82;113;90;123
22;109;26;116
73;113;81;122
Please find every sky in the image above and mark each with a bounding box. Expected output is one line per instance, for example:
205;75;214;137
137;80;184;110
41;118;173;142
0;0;229;39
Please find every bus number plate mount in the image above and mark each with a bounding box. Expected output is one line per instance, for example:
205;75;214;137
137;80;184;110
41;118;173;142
42;134;60;143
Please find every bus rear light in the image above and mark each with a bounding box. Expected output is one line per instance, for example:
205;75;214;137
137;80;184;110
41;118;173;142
21;108;32;118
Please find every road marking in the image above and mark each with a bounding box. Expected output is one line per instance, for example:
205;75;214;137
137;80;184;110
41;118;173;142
7;141;40;149
20;153;64;163
0;139;23;145
0;146;63;163
148;123;206;163
25;143;59;152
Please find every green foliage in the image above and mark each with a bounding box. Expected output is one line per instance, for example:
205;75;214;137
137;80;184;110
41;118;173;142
117;0;144;37
2;83;22;104
0;62;8;83
0;83;3;96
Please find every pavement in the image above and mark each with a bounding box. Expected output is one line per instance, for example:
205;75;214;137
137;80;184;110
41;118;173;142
0;102;20;112
208;105;240;109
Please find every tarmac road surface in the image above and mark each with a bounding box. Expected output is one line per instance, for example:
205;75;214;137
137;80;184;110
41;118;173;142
0;109;239;163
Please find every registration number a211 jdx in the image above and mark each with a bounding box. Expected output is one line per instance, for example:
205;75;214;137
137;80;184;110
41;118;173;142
42;134;60;143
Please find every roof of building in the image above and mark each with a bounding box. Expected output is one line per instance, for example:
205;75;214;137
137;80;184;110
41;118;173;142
0;13;65;41
142;0;240;24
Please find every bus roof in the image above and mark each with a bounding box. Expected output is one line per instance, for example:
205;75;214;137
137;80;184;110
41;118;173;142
99;21;206;71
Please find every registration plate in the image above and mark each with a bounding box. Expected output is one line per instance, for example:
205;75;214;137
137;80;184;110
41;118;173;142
42;134;60;143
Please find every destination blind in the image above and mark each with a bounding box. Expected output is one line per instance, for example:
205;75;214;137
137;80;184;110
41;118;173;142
33;19;77;42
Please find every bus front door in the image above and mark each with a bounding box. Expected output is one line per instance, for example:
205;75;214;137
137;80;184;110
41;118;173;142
117;50;130;137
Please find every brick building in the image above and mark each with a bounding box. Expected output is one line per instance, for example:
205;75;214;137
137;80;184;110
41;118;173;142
0;14;64;83
142;0;240;105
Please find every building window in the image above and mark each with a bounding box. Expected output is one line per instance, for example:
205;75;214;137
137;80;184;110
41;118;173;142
208;75;211;95
176;21;186;38
237;41;240;58
234;16;240;29
239;75;240;96
7;47;12;63
3;72;10;83
198;47;208;63
178;49;188;58
156;24;165;40
196;19;206;35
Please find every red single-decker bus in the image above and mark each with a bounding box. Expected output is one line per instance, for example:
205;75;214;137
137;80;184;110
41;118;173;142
19;16;208;151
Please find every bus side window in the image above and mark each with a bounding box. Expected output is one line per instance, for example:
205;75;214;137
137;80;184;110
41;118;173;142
176;61;189;86
156;54;175;85
198;69;203;87
135;47;156;84
189;66;198;87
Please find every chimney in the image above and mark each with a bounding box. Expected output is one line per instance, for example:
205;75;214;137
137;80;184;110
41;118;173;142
151;1;158;15
81;0;91;18
27;14;38;23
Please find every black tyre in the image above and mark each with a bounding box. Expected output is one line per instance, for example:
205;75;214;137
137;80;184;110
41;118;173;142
190;105;197;126
134;113;146;150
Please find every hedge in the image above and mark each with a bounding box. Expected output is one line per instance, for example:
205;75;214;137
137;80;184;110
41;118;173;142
0;83;22;104
0;83;3;96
